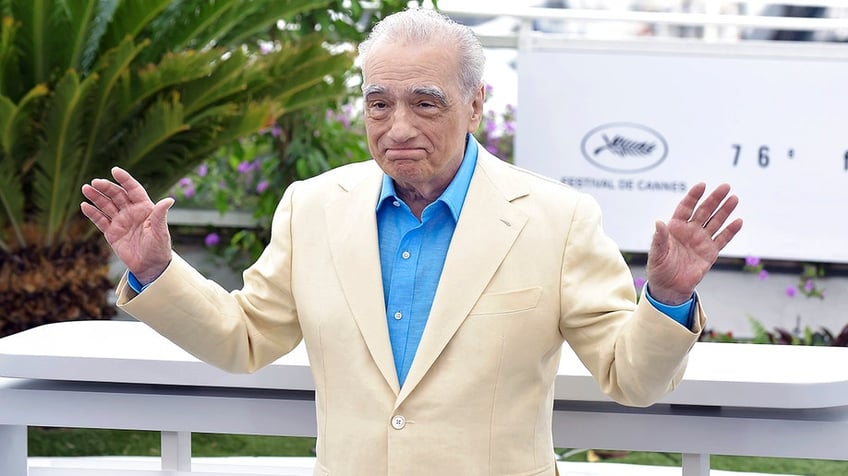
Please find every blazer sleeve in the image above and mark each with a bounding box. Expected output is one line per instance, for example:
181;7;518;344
558;193;704;407
116;183;304;374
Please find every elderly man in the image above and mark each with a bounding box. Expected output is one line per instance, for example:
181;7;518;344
81;7;742;476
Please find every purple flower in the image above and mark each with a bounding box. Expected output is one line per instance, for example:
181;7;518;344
758;270;768;280
178;177;192;188
259;41;274;54
485;84;494;95
182;186;195;198
804;279;814;292
745;256;760;267
271;125;283;138
486;145;498;155
786;286;797;298
205;232;220;247
237;161;251;174
197;164;208;177
633;276;646;291
484;118;497;133
256;180;270;193
338;114;351;129
503;121;515;134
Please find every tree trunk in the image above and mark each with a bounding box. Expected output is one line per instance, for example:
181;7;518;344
0;236;116;337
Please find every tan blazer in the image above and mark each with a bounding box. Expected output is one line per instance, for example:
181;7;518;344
118;144;703;476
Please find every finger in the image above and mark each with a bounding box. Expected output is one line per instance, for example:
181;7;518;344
81;183;119;218
688;183;731;227
89;178;132;209
703;194;739;236
670;182;707;222
80;202;112;235
711;218;743;251
112;167;153;205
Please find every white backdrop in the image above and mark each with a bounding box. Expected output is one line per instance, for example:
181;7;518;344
515;39;848;263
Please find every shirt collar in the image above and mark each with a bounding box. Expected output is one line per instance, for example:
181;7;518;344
377;134;478;221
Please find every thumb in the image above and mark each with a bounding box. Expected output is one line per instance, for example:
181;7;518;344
650;220;670;259
150;197;175;229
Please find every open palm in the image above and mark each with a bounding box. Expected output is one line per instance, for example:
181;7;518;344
81;167;174;284
646;183;743;305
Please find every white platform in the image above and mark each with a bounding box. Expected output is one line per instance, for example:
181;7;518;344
4;321;847;476
2;320;848;409
27;457;800;476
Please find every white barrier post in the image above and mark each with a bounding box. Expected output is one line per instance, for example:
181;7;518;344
683;452;711;476
0;425;28;476
161;431;192;471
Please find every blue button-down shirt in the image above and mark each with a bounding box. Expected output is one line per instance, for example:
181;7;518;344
376;137;479;387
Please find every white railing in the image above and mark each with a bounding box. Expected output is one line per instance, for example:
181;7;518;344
1;321;847;476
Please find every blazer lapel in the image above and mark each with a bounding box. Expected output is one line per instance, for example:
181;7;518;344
396;151;529;405
325;163;401;395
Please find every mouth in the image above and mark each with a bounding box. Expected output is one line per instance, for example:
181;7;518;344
384;147;425;160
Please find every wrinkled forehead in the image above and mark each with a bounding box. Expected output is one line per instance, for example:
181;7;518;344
360;39;461;92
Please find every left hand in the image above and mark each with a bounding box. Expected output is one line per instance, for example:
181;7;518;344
646;182;743;305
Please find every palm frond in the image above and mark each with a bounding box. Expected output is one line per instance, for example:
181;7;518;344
115;91;190;171
60;35;148;239
0;156;23;250
266;48;354;111
121;48;221;118
100;0;170;54
145;100;278;200
214;0;333;46
59;0;102;73
0;84;48;174
179;50;255;116
0;94;27;248
11;0;51;85
1;0;362;250
32;69;99;246
144;0;237;56
0;15;22;99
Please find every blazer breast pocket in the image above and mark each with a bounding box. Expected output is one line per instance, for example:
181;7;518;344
468;286;542;316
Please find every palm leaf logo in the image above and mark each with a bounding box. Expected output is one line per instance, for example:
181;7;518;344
593;134;656;158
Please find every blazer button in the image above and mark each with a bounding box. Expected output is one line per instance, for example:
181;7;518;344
391;415;406;430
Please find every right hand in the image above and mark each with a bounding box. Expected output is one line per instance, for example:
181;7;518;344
80;167;174;284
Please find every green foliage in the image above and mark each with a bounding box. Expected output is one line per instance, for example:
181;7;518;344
727;257;845;345
0;0;357;250
747;315;773;344
172;103;369;268
28;428;848;475
167;0;436;270
745;316;848;346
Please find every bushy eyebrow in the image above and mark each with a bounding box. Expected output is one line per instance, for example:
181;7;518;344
362;84;385;98
362;84;449;107
412;86;449;106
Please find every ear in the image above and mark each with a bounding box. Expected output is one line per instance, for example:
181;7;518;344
466;83;486;133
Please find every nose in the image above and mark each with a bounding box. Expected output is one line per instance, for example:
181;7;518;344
386;105;418;143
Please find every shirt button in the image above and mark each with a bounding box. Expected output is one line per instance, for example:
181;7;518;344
401;251;411;259
392;200;400;207
391;415;406;430
394;311;402;320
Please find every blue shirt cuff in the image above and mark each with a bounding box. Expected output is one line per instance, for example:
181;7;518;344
644;285;695;329
126;271;153;294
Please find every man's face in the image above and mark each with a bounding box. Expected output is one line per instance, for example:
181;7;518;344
362;40;483;195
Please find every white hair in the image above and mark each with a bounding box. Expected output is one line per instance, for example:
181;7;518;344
358;7;486;100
